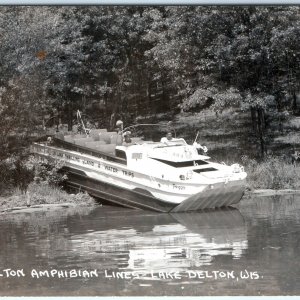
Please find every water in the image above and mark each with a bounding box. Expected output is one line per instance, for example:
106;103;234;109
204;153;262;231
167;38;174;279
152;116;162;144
0;194;299;296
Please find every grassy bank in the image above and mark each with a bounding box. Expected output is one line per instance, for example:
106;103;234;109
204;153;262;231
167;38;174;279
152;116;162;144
243;156;300;190
0;155;98;213
0;182;97;213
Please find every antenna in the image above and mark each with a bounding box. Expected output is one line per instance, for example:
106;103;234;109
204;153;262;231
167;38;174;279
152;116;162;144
77;110;89;137
193;131;199;144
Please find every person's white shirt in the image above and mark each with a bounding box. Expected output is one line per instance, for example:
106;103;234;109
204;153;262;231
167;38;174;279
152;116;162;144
160;137;172;144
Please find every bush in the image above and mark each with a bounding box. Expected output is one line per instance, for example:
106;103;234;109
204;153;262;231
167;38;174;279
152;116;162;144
0;155;34;194
0;155;68;196
241;155;300;190
26;182;94;206
25;155;67;187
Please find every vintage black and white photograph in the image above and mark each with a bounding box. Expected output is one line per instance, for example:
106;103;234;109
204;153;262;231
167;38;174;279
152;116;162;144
0;5;299;296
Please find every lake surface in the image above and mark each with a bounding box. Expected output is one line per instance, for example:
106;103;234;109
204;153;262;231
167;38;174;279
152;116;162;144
0;193;299;296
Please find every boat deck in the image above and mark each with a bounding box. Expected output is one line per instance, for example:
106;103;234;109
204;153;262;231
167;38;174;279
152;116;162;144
51;136;127;166
55;129;144;152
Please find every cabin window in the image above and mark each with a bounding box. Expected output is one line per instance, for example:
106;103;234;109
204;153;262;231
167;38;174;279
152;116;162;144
151;158;209;167
115;149;127;160
193;168;218;173
132;153;142;159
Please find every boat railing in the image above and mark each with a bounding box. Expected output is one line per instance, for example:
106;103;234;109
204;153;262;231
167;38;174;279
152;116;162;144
154;144;186;149
49;137;127;165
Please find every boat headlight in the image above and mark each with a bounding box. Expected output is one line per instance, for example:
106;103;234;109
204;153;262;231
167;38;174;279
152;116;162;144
231;163;244;173
186;170;193;180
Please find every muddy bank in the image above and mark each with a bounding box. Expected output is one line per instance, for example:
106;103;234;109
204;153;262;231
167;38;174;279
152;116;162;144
251;189;300;197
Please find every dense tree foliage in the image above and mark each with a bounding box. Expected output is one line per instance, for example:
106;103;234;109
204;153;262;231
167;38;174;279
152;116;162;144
1;6;300;159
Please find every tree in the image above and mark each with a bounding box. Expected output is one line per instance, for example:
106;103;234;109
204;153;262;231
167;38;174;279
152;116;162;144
144;6;300;157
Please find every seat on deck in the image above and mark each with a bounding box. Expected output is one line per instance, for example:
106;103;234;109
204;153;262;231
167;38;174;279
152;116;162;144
110;132;120;144
58;131;117;155
97;144;116;154
90;128;107;134
85;141;106;150
64;135;75;143
90;129;108;141
73;134;87;139
74;137;94;146
99;132;119;144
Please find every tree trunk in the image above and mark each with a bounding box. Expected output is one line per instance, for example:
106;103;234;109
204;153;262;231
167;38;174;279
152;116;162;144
257;107;265;158
250;107;257;132
67;101;73;131
292;91;297;112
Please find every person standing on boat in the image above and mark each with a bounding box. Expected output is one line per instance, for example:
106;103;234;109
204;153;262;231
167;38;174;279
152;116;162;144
115;120;124;145
160;132;173;144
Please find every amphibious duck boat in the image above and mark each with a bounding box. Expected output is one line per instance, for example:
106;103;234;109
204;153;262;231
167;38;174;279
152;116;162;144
31;127;247;212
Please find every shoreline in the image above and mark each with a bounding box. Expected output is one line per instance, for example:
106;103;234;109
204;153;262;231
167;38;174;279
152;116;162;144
0;182;98;214
0;202;90;214
1;187;299;215
250;189;300;197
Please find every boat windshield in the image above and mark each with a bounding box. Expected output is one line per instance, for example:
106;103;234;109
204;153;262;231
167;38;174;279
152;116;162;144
151;158;209;167
156;138;187;147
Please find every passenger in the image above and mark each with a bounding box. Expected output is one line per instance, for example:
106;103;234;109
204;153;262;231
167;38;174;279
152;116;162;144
115;120;123;145
160;132;174;145
47;136;52;145
85;121;92;136
77;123;83;134
193;142;208;154
57;121;64;132
123;131;132;145
85;121;91;134
116;120;124;130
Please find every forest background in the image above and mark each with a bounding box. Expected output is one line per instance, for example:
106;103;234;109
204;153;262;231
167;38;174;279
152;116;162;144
1;6;300;193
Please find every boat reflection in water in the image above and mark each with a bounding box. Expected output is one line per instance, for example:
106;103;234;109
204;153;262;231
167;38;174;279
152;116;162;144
1;194;300;296
70;207;248;275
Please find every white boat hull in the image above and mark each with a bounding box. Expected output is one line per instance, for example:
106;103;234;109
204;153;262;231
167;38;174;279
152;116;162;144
31;142;246;212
